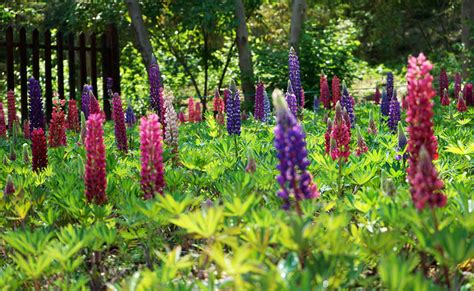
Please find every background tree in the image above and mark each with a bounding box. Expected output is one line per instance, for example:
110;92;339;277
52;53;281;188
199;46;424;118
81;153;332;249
125;0;154;69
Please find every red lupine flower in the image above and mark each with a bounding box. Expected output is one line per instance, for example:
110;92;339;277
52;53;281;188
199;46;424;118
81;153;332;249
187;97;195;123
0;102;6;138
178;111;186;123
112;93;128;152
439;68;448;101
464;83;473;106
140;114;165;199
194;102;202;122
7;90;16;130
330;102;351;161
457;93;467;112
23;120;30;139
31;128;48;172
84;113;107;204
332;76;341;107
324;118;332;154
89;91;102;117
441;88;450;106
214;90;225;124
411;146;446;210
374;86;380;104
67;100;80;132
48;100;67;147
320;72;331;109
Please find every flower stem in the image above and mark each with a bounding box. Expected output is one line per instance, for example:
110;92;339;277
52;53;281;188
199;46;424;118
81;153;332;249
430;208;451;290
233;135;239;160
337;158;344;196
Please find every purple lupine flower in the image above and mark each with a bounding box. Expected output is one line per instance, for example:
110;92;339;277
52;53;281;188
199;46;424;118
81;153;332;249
112;93;128;152
285;80;297;117
381;88;390;116
125;103;137;127
81;84;92;119
289;47;303;107
386;72;394;100
226;80;241;136
341;83;355;128
254;81;265;121
388;90;401;133
263;90;271;123
272;89;319;210
28;77;45;132
148;57;165;124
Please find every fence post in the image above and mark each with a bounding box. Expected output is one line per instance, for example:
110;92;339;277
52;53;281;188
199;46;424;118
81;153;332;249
110;24;121;95
44;30;53;121
57;31;64;99
19;27;28;122
68;33;76;100
101;31;111;120
6;25;14;91
79;32;87;88
90;33;98;97
32;29;40;80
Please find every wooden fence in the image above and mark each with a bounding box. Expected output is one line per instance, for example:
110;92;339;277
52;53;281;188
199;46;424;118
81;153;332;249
2;24;120;121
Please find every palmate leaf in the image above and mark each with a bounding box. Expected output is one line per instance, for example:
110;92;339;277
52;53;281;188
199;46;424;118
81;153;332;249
350;166;377;186
170;207;224;239
445;140;474;160
11;253;53;280
2;229;54;255
224;195;259;217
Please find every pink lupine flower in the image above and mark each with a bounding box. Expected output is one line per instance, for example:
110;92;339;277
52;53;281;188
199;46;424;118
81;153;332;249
84;113;107;204
7;90;16;130
67;100;80;132
140;114;165;199
31;128;48;172
187;97;195;123
48;99;67;147
0;102;6;137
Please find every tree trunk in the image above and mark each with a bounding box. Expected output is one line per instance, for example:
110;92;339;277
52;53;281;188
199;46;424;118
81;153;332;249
125;0;154;69
234;0;255;110
289;0;307;50
462;0;474;79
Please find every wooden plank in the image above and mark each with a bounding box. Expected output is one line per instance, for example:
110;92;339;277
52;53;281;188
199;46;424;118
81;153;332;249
44;30;53;121
57;31;64;99
90;33;98;97
68;33;76;100
101;32;111;119
32;29;40;79
79;32;87;87
19;27;28;122
110;24;121;95
6;25;14;90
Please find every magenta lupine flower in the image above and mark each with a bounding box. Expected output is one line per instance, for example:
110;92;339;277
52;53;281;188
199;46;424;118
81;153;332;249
23;120;30;139
289;47;303;107
31;128;48;172
84;113;107;204
272;89;319;210
285;81;298;117
254;81;265;121
330;102;351;161
0;103;6;137
374;86;381;104
457;93;467;112
89;91;101;117
454;73;462;101
320;72;331;109
441;88;450;106
48;100;67;147
112;93;128;152
439;68;448;101
28;77;45;132
140;114;165;199
7;90;16;130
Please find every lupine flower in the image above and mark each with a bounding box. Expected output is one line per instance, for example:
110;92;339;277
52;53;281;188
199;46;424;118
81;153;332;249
272;89;319;210
386;72;394;99
23;120;30;139
439;68;448;101
163;90;179;157
332;76;341;107
368;111;377;134
342;108;352;135
411;146;446;210
324;118;332;154
285;81;298;117
355;126;368;156
374;86;381;104
341;83;355;128
320;72;331;109
396;123;408;161
213;89;225;125
289;47;303;107
263;90;271;123
7;90;16;130
0;103;6;137
330;102;351;161
112;93;128;152
140;114;165;199
464;83;473;106
454;73;462;101
254;81;265;121
48;99;67;147
223;89;229;109
401;95;408;111
28;77;45;132
67;100;80;132
187;97;195;123
4;174;15;198
178;111;186;123
457;92;467;112
149;57;165;124
329;137;338;160
388;91;401;133
441;88;450;106
381;88;390;116
406;53;444;210
31;128;48;172
84;113;107;204
89;91;101;117
81;84;92;119
194;102;202;122
226;80;241;136
125;103;137;127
